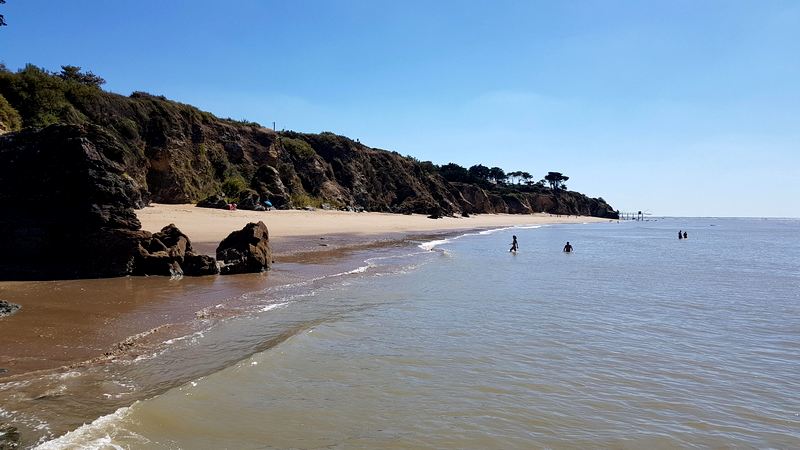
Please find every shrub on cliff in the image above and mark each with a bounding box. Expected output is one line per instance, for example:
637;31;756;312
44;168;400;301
0;93;21;132
0;64;92;127
282;137;317;160
221;174;248;200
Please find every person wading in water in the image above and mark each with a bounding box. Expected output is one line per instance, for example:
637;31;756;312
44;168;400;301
510;235;519;253
563;241;573;253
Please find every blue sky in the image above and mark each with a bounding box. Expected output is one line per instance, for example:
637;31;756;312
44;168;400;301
1;0;798;217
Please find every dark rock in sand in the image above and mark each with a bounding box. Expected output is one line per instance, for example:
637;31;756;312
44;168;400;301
196;194;228;209
216;221;272;275
236;189;262;211
427;206;443;219
133;224;217;276
0;300;21;318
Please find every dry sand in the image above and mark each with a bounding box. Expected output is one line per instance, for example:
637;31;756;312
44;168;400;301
138;203;609;248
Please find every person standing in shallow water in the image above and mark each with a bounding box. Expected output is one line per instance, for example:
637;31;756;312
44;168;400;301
678;230;683;240
563;241;573;253
683;231;688;239
509;235;518;252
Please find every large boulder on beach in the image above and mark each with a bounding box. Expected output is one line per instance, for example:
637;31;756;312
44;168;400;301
236;189;264;211
133;224;218;276
196;194;228;209
216;221;272;275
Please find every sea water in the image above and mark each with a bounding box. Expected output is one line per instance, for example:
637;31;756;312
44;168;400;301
30;218;800;448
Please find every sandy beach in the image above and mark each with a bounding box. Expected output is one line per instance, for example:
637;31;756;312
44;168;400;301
138;204;608;254
0;206;607;379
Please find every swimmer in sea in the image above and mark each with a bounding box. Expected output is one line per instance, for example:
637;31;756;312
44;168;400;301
563;241;573;253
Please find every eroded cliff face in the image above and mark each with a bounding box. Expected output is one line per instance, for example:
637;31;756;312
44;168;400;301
0;72;617;219
4;79;621;212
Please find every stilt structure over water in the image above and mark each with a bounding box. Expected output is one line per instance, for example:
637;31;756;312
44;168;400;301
618;210;652;221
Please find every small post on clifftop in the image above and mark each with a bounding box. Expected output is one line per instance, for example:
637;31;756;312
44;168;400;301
272;121;276;131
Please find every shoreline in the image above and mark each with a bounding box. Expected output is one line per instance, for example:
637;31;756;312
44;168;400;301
137;203;609;255
0;207;608;380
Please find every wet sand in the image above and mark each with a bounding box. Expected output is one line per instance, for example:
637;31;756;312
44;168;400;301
0;207;606;379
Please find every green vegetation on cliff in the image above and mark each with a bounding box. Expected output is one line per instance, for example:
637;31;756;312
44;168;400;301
0;64;618;218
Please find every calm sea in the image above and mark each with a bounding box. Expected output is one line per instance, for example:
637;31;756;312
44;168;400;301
25;218;800;448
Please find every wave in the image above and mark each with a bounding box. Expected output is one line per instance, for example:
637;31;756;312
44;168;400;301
418;224;544;251
34;406;137;449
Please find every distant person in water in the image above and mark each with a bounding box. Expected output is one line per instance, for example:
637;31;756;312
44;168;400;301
683;231;688;239
563;241;573;253
678;230;683;240
510;235;518;252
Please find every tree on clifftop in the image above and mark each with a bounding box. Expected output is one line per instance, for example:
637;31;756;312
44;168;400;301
488;167;506;184
468;164;490;181
439;163;471;183
0;0;7;27
58;66;106;87
521;172;533;185
544;171;569;190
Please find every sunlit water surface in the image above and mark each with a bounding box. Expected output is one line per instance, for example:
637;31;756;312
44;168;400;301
34;218;800;448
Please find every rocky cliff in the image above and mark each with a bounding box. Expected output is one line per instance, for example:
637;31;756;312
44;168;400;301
0;66;617;279
0;66;617;218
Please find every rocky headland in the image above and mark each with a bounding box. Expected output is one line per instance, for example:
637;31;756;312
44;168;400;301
0;65;617;280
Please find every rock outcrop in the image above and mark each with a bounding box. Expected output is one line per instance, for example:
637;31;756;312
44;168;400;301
0;126;220;279
0;124;150;279
216;221;272;275
134;224;219;276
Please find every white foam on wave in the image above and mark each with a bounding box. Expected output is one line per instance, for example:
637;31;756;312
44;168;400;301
161;329;206;346
259;301;290;312
34;406;140;450
0;405;51;439
418;238;453;251
419;224;544;251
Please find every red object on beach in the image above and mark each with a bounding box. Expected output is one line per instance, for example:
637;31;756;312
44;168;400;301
227;203;237;211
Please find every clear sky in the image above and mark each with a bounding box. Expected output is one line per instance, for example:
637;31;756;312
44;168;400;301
1;0;798;217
